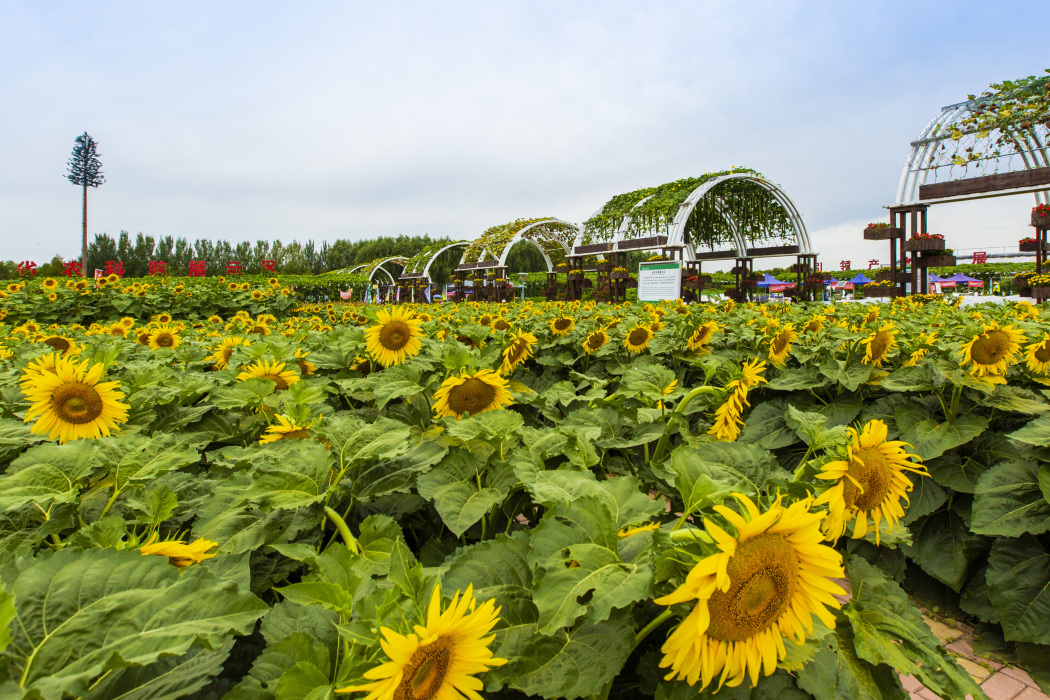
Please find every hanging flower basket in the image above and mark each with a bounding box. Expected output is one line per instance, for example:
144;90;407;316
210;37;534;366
1032;211;1050;228
683;278;705;289
1033;286;1050;300
903;238;945;252
611;271;630;280
863;225;903;240
1020;240;1047;252
596;262;613;272
741;280;759;290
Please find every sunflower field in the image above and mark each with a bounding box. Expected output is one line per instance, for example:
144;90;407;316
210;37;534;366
0;273;369;327
1;295;1050;699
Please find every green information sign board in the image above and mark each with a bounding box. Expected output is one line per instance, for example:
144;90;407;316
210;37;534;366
637;261;682;301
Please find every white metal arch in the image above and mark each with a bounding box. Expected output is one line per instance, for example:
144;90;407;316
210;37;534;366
419;242;469;279
666;173;812;254
573;173;810;257
350;257;408;285
494;219;578;271
896;101;1050;206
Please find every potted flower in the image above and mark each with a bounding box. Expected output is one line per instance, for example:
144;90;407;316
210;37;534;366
596;259;613;272
863;279;900;298
610;266;630;280
863;222;903;240
1014;271;1036;297
903;233;946;252
1030;273;1050;299
1033;204;1050;228
1020;236;1045;252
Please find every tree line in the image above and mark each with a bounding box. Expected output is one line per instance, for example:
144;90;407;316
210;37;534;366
0;231;551;285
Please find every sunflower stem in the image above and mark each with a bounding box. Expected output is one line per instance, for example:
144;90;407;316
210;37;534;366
651;386;717;465
324;506;359;554
947;384;962;423
98;487;121;520
634;607;674;648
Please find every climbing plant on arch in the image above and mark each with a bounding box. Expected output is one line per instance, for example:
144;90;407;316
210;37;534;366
576;168;811;257
460;217;579;271
402;242;469;279
347;256;409;285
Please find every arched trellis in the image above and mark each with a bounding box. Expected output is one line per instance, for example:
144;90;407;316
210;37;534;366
401;241;470;280
348;256;409;285
896;73;1050;206
573;171;811;260
459;218;579;272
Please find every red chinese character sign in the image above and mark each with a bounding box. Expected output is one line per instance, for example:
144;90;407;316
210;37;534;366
814;262;823;272
225;261;243;275
839;260;851;271
104;261;124;277
260;260;275;272
62;261;82;277
868;259;880;269
16;261;37;276
973;251;988;264
148;260;168;276
188;261;207;277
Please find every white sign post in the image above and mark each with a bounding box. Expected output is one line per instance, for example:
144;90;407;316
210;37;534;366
637;261;682;301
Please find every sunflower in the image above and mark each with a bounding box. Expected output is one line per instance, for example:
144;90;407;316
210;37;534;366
767;325;797;367
861;323;897;366
364;308;424;368
902;332;936;368
148;325;181;350
139;533;218;568
1026;332;1050;374
433;369;513;420
248;321;271;335
624;326;654;354
492;318;511;331
259;414;315;443
500;331;537;374
209;336;250;369
41;277;58;290
583;330;609;355
814;419;928;544
959;322;1025;376
154;313;173;324
549;317;575;337
20;355;129;443
802;315;824;334
237;359;300;390
656;494;845;691
336;584;505;699
46;292;58;301
41;335;79;356
293;348;317;375
687;322;718;352
240;282;251;292
708;359;767;442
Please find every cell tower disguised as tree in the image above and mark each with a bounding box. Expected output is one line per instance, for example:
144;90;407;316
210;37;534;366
66;133;105;276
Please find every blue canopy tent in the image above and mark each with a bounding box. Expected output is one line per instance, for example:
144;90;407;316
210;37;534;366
946;272;984;288
757;273;793;291
849;273;873;285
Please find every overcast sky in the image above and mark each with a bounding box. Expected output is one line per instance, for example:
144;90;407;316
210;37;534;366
0;1;1045;270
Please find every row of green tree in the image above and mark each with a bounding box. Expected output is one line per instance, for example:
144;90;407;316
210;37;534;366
0;231;553;286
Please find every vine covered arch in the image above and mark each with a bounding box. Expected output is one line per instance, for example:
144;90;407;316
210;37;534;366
347;256;409;285
573;168;811;259
897;70;1050;205
459;218;579;272
401;241;469;280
